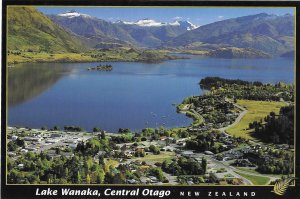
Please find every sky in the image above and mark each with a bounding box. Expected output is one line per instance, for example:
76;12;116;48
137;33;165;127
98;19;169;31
37;7;294;26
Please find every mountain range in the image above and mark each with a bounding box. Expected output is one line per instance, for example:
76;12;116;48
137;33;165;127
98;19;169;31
8;7;295;57
48;11;198;48
165;13;294;55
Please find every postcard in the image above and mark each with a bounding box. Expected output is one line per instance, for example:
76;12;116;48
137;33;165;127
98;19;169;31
1;0;299;198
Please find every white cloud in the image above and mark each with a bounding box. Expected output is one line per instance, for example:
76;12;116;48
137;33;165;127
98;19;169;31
218;16;224;19
173;16;183;20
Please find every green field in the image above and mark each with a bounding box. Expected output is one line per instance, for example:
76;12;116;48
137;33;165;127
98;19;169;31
226;100;285;139
235;171;270;185
236;167;261;175
136;152;176;163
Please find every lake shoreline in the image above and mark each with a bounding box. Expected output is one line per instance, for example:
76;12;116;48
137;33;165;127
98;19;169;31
7;50;187;65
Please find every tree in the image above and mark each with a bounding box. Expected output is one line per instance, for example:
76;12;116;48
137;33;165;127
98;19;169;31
149;145;160;155
86;174;91;184
16;138;25;147
53;125;60;130
99;155;105;166
96;168;105;184
93;127;100;132
65;168;69;178
201;158;207;174
55;148;61;155
8;141;18;151
101;131;106;139
150;168;164;181
76;171;82;184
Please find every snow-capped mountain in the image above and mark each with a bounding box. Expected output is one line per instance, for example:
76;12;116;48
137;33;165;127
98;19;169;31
115;19;198;30
57;10;93;19
176;21;199;31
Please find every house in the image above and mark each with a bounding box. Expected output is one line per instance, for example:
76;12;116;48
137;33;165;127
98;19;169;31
162;146;175;152
187;181;194;185
97;151;106;156
24;137;42;142
204;151;214;155
148;176;159;183
18;164;24;169
210;172;239;183
45;139;59;143
140;177;149;184
64;139;78;144
8;152;16;156
12;135;18;141
135;146;145;154
20;149;28;153
50;133;63;138
127;179;138;184
181;150;194;157
160;136;167;141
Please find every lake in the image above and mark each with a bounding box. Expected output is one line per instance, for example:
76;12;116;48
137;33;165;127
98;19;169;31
8;56;294;132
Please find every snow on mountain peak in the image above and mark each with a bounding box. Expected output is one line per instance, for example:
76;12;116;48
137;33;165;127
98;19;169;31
169;20;199;30
115;18;198;30
58;10;93;19
135;19;166;27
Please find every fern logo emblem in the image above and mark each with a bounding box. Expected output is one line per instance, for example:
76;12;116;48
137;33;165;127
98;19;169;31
272;177;295;196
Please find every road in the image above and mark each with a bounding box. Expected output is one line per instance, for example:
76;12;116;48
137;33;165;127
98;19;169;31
202;154;253;185
218;99;248;134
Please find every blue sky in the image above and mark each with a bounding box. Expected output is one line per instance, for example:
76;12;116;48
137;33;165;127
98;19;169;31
37;7;294;26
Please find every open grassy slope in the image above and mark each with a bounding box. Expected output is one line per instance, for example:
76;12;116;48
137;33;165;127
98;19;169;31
7;7;86;53
226;100;285;139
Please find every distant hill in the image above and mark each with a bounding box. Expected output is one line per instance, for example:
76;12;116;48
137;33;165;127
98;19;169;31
8;7;86;53
208;47;271;59
165;13;294;55
280;50;294;58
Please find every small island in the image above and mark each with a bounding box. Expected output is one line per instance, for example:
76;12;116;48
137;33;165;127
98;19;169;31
87;64;113;71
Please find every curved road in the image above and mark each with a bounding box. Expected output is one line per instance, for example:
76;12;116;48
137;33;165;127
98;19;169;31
218;100;248;134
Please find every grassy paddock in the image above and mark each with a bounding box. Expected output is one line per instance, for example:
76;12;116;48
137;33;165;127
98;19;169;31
137;152;176;163
235;171;270;185
226;100;285;139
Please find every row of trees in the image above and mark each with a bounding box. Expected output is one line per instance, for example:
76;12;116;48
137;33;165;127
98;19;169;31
250;105;294;144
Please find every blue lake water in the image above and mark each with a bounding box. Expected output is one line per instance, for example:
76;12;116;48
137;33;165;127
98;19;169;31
8;56;294;132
